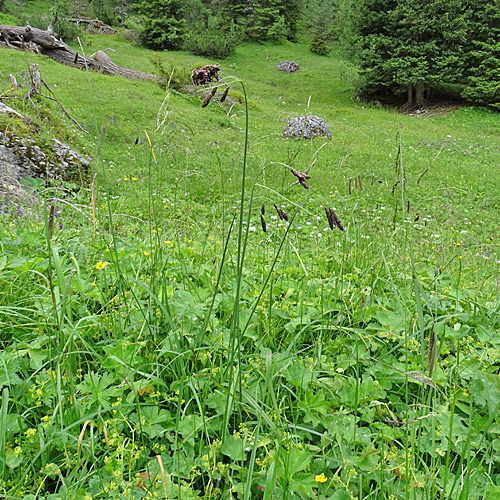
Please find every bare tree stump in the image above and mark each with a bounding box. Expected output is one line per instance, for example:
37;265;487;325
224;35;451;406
29;63;41;95
9;74;19;90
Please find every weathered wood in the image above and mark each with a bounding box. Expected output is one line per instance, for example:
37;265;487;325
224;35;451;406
29;63;41;95
0;24;161;83
9;74;18;90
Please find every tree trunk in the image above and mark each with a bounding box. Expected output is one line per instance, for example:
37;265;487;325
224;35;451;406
415;80;425;106
407;83;413;104
0;24;163;83
0;0;7;13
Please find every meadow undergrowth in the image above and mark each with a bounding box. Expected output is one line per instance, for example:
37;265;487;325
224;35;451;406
1;31;500;500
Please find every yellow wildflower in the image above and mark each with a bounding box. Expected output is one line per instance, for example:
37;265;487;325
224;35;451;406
96;260;108;270
315;473;327;483
143;251;150;256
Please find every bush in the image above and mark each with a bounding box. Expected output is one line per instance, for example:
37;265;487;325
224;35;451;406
310;32;330;56
139;17;186;51
53;19;84;42
183;19;244;59
135;0;186;51
149;56;191;91
121;16;144;44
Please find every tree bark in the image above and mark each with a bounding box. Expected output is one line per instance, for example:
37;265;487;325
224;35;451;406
0;24;163;83
407;83;413;104
0;0;6;13
415;80;425;106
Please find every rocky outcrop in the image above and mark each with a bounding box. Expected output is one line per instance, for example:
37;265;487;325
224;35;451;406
0;131;90;182
283;115;332;140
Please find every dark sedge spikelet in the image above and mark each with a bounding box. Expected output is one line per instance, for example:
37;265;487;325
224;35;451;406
428;330;437;378
260;214;267;233
290;168;311;181
348;177;352;195
299;178;309;189
358;175;363;191
273;204;288;221
202;86;218;108
48;204;55;239
261;203;265;215
324;206;334;230
219;86;229;103
329;208;345;231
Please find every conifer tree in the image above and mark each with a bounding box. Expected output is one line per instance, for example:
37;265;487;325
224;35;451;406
351;0;469;105
132;0;186;50
462;0;500;108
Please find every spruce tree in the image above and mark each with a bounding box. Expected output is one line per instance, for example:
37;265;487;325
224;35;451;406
351;0;469;105
132;0;186;50
462;0;500;108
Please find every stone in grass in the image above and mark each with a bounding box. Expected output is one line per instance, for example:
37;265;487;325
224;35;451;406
283;115;332;140
277;61;300;73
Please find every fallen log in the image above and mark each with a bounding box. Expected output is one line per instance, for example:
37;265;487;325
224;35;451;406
0;24;162;83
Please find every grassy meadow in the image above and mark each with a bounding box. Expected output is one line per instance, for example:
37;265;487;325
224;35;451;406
1;10;500;500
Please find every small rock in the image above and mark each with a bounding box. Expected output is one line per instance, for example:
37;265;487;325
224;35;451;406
277;61;300;73
283;115;332;140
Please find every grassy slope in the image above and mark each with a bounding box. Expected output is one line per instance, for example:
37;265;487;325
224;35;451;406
1;14;500;500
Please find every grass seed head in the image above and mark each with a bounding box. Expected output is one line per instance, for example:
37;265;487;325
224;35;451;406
329;208;345;231
219;86;229;103
202;86;218;108
290;168;311;180
261;203;265;215
260;214;267;232
324;206;334;230
48;204;55;239
274;204;288;221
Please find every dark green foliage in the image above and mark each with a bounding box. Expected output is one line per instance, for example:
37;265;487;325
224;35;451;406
461;0;500;109
54;20;84;41
246;0;301;42
344;0;500;108
247;1;287;42
88;0;117;23
129;0;301;50
349;0;470;105
149;55;191;90
132;0;186;50
183;17;245;59
310;32;330;56
304;0;337;55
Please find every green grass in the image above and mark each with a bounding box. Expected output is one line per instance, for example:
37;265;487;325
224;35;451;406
1;26;500;500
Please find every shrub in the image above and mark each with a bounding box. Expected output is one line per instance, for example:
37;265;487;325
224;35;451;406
135;0;186;51
53;19;84;42
149;56;191;91
310;32;330;56
183;19;244;59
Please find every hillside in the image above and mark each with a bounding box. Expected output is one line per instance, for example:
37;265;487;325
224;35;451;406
1;11;500;500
